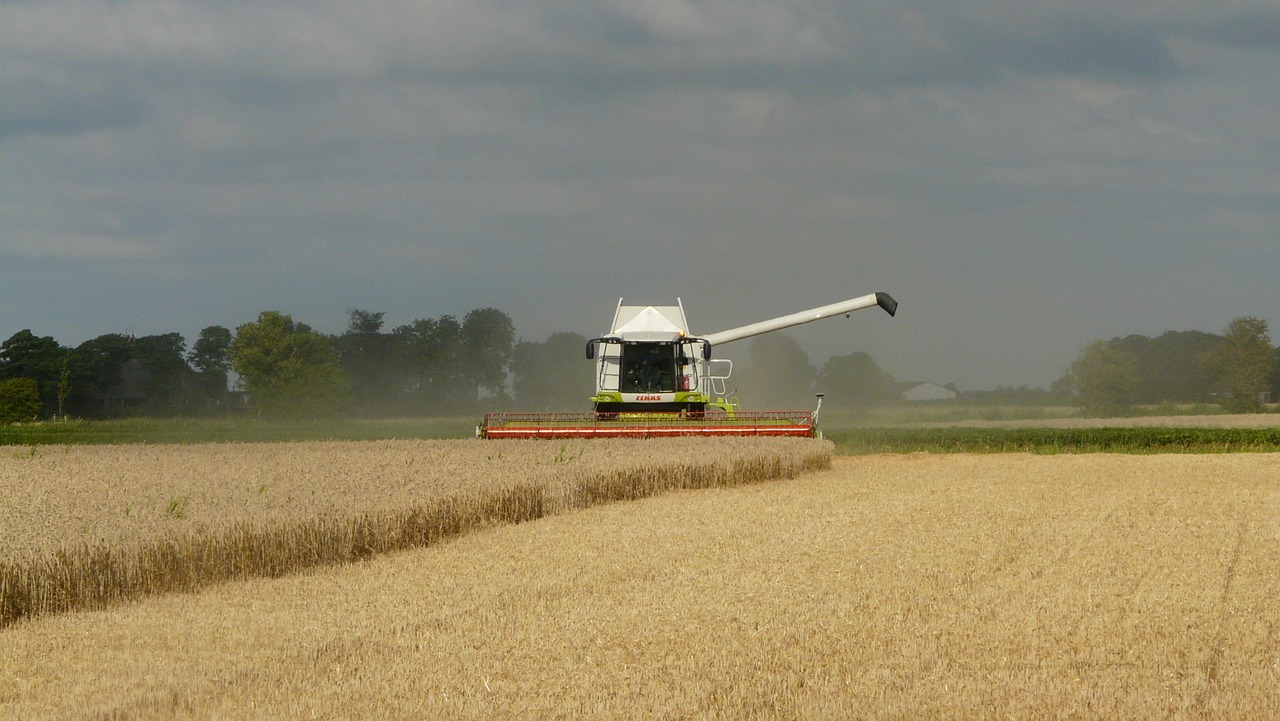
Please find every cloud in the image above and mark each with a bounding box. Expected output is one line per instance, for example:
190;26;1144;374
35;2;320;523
0;62;146;138
0;0;1230;146
2;0;1278;389
8;231;169;261
1189;6;1280;50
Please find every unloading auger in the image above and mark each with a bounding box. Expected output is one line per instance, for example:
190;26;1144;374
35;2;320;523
480;292;897;439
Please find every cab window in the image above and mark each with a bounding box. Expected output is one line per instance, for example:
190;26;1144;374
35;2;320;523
620;342;675;393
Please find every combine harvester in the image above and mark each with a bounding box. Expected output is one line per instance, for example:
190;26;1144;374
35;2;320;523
480;292;897;439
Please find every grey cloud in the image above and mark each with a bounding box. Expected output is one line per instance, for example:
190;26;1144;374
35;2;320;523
372;3;1193;95
3;0;1279;389
0;66;147;138
1195;8;1280;50
0;0;1211;141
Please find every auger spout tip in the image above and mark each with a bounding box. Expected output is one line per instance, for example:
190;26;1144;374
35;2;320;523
876;293;898;317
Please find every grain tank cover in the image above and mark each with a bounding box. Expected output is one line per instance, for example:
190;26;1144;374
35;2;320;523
609;303;690;342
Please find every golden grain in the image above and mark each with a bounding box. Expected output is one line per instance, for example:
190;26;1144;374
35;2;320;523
1;438;830;626
3;453;1277;719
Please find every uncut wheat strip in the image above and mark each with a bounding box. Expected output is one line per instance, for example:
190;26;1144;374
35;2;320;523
0;438;827;556
1;442;829;626
3;439;545;556
1;439;830;626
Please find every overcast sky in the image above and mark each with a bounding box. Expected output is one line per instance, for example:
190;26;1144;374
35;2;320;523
3;0;1277;391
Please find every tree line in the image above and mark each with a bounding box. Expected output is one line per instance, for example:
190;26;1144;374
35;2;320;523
2;309;1278;423
0;308;527;421
1058;317;1280;414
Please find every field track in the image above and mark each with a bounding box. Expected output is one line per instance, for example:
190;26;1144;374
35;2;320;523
4;453;1277;719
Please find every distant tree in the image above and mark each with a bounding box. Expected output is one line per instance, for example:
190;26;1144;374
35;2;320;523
229;311;349;416
510;332;593;410
189;326;234;406
732;333;816;409
347;309;385;336
1270;347;1280;404
1110;330;1221;403
67;333;134;415
392;315;466;413
815;352;895;407
1067;340;1140;414
0;378;42;423
335;309;402;415
56;354;71;417
132;333;193;412
1198;316;1273;412
0;330;66;415
460;308;515;405
1049;374;1075;399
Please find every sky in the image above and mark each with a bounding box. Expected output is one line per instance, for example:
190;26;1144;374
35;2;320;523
3;0;1278;391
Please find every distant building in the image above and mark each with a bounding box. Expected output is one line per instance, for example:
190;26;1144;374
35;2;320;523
900;382;957;402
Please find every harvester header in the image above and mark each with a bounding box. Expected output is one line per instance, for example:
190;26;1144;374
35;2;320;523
480;291;897;439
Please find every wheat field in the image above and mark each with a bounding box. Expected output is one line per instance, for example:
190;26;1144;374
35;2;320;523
3;452;1277;719
0;438;830;626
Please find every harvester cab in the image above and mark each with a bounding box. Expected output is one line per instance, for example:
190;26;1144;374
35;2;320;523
480;291;897;439
584;299;724;416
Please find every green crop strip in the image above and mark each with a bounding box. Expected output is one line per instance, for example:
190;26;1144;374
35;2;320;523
827;427;1280;455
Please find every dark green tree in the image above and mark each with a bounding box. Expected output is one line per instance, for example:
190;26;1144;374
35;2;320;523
0;330;66;415
461;308;515;405
392;315;466;413
335;309;401;415
0;377;43;423
67;333;134;415
132;333;193;412
189;326;234;408
510;332;593;410
229;311;349;417
1198;316;1274;412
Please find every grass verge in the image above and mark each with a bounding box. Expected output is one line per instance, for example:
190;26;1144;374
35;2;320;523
0;416;478;445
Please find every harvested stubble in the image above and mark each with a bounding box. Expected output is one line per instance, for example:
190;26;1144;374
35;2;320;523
2;453;1278;719
0;438;831;627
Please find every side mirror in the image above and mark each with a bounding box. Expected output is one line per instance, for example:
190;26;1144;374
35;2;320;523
585;341;596;360
702;341;712;360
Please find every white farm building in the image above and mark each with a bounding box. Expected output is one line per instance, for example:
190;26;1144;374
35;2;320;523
900;382;957;402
